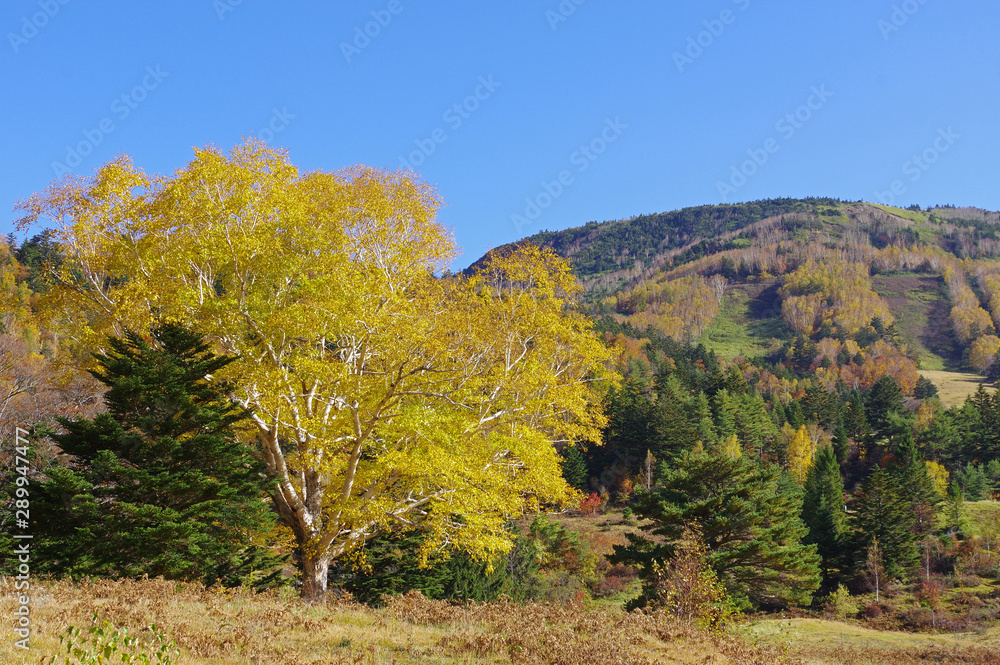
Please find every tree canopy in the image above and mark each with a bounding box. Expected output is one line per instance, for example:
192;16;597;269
18;141;613;598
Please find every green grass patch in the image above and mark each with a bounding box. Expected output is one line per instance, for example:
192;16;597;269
697;285;781;359
960;501;1000;538
868;203;929;224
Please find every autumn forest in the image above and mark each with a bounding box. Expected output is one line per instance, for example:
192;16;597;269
8;144;1000;663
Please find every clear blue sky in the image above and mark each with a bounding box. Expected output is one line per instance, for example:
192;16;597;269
2;1;998;268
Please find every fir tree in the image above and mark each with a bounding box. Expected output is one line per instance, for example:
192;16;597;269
844;389;869;440
832;416;850;463
33;323;281;585
611;448;821;609
711;388;738;441
866;376;904;439
850;467;919;579
733;391;778;459
801;445;847;587
889;433;939;537
559;444;590;491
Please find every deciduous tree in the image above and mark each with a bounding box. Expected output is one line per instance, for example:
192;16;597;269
18;142;612;598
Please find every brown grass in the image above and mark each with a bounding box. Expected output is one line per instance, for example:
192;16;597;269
2;577;793;665
918;370;984;408
747;617;1000;665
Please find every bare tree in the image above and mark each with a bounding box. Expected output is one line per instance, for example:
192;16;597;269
865;538;886;603
707;274;728;304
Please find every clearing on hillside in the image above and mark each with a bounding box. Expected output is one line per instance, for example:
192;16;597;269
871;274;957;371
697;280;784;359
918;369;984;408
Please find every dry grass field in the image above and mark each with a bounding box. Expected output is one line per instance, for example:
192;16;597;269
918;370;985;408
746;617;1000;665
7;577;1000;664
1;577;791;665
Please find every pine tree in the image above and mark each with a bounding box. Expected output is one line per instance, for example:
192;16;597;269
850;467;919;579
611;448;821;609
801;446;847;586
33;323;280;584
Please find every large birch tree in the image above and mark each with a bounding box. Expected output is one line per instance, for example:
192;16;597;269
17;141;613;598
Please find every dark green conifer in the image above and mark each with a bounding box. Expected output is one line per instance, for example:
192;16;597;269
611;449;821;609
850;467;919;579
33;323;281;586
832;416;849;463
802;445;847;587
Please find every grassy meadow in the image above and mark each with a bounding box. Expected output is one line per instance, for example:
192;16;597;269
9;576;1000;664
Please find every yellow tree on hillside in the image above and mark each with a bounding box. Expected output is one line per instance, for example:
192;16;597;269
787;425;816;483
17;141;614;599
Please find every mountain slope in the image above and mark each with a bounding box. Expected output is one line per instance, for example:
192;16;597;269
475;198;1000;378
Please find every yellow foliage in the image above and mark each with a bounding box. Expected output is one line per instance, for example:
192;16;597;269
787;425;816;484
17;140;617;595
614;276;719;343
780;259;893;337
716;434;742;459
926;461;949;498
970;335;1000;374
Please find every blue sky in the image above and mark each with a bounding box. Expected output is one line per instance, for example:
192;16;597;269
2;1;998;268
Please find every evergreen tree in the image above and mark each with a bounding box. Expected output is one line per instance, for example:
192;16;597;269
866;376;904;439
32;323;280;585
690;391;716;446
733;391;778;458
332;526;537;605
559;444;590;491
890;433;939;537
710;388;738;441
850;467;919;579
787;401;806;429
611;449;821;609
914;376;939;400
844;389;870;440
801;446;847;587
832;416;849;463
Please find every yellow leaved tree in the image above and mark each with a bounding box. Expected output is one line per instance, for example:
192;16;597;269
787;424;816;483
17;141;613;598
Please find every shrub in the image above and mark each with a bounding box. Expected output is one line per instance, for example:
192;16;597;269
43;615;178;664
579;492;603;516
863;602;883;619
824;584;858;619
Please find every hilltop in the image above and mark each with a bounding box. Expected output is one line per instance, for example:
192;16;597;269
475;200;1000;393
